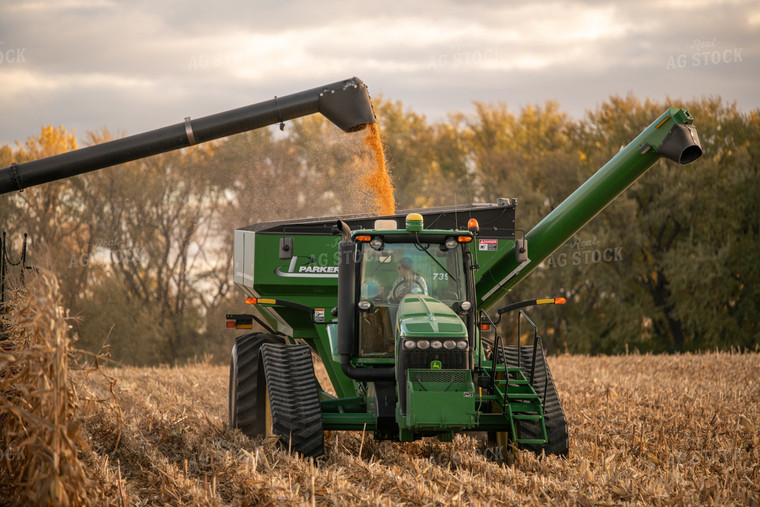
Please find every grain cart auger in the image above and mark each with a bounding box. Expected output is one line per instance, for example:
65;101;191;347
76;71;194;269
0;77;375;194
229;107;702;460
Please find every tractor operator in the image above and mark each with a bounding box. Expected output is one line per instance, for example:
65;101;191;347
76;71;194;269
388;257;428;303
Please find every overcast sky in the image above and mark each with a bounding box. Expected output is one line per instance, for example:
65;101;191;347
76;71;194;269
0;0;757;148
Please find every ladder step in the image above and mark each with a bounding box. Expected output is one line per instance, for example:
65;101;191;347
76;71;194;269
495;379;529;385
513;414;542;421
517;438;547;445
506;393;540;400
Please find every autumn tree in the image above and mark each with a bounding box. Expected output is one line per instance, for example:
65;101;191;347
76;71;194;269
2;95;757;363
0;126;99;317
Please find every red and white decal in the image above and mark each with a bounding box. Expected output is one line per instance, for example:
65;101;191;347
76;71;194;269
479;239;498;251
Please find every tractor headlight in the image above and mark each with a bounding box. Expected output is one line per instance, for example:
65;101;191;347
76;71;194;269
443;340;456;350
404;340;416;350
417;340;430;350
456;340;468;350
430;340;443;350
357;300;372;311
460;301;472;311
444;237;458;250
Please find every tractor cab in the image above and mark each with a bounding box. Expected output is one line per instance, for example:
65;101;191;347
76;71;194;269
348;213;475;359
353;214;474;358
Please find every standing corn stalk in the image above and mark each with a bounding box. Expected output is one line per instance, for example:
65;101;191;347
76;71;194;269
0;270;94;505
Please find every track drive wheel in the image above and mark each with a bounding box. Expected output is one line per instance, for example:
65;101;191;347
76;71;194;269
497;345;569;457
256;343;324;457
228;332;283;434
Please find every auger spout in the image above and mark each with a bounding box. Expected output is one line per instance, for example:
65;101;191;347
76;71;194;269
477;107;702;309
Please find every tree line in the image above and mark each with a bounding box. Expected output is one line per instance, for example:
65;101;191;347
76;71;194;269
1;95;757;364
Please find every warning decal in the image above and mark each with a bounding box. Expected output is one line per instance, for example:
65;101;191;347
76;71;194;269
479;239;498;251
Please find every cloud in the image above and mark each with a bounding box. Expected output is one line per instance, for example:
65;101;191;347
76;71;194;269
0;0;757;148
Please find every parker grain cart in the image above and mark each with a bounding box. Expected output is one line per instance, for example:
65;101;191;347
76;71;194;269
0;81;703;461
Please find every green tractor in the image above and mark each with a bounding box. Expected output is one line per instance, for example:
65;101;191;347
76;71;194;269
0;76;703;462
228;104;702;460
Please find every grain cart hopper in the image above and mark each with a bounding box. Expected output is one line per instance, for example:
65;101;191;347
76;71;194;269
228;108;702;459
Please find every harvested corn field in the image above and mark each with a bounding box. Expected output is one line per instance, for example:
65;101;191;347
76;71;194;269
1;275;759;505
73;353;759;505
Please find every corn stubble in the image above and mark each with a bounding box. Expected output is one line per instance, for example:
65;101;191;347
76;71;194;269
2;273;758;505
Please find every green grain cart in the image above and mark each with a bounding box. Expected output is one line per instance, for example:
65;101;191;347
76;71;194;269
0;77;703;461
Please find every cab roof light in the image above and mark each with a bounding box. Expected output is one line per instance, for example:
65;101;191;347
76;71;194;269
373;219;397;230
355;235;372;242
467;218;479;234
457;236;472;243
370;237;384;251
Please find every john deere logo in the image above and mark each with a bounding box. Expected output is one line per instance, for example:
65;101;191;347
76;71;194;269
430;360;442;370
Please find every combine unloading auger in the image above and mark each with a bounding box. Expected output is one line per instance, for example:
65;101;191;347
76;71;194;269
0;77;374;194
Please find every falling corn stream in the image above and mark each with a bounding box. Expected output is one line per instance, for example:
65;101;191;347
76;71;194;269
361;123;396;215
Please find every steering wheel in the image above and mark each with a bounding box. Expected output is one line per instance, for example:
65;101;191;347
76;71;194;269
389;280;425;303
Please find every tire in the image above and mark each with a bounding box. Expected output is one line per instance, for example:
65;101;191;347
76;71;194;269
256;343;324;457
495;345;569;457
228;332;283;435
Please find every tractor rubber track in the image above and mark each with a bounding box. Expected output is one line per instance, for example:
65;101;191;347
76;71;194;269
496;345;569;457
229;332;284;435
258;343;324;458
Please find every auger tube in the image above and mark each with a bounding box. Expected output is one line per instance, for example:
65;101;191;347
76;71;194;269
0;77;375;194
477;107;703;309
